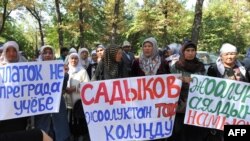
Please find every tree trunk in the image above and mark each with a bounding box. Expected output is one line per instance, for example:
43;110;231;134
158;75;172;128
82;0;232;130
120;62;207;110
78;0;84;49
38;19;44;46
191;0;204;45
26;7;45;46
111;0;120;44
55;0;64;49
0;0;10;35
162;7;168;46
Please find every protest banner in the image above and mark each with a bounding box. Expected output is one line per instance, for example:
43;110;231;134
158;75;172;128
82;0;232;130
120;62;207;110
0;60;64;120
184;74;250;130
80;74;182;141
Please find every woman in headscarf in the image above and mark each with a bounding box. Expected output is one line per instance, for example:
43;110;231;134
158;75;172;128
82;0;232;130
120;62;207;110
0;41;28;133
92;44;127;80
206;43;250;141
168;41;206;141
66;52;90;107
130;37;170;141
166;42;181;66
131;37;170;76
64;47;77;64
65;53;90;140
0;41;53;141
34;45;70;141
0;41;23;64
208;43;249;82
78;48;90;69
96;44;105;63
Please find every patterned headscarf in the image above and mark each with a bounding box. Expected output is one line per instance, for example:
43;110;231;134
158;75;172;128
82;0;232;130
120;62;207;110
139;37;161;75
103;44;122;78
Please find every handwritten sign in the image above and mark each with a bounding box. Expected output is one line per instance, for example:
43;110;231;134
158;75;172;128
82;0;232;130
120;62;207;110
184;75;250;130
0;60;64;120
80;74;182;141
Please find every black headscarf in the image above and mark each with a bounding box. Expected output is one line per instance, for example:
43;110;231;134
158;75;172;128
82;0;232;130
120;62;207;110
175;41;205;73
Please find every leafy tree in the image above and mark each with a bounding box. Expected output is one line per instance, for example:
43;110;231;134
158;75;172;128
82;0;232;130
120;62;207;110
199;0;250;53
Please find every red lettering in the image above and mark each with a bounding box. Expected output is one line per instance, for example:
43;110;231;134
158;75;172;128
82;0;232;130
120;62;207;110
153;77;165;98
95;82;109;103
162;102;178;119
110;81;125;105
81;84;94;105
155;102;178;119
186;110;227;130
155;103;164;117
209;114;223;129
123;80;137;101
142;78;154;99
225;118;250;128
187;109;197;124
167;75;181;98
196;112;208;126
137;79;142;100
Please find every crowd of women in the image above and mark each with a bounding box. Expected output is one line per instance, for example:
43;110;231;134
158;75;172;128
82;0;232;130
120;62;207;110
0;37;249;141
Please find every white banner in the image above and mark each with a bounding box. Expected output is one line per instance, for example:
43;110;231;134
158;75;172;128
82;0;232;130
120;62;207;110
80;74;182;141
0;60;64;120
184;74;250;130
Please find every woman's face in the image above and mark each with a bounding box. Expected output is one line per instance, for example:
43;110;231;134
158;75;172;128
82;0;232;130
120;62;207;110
115;49;123;62
143;42;154;57
184;48;196;60
96;47;104;58
42;48;54;61
221;52;237;67
70;55;79;67
91;54;97;62
80;51;88;60
6;47;18;62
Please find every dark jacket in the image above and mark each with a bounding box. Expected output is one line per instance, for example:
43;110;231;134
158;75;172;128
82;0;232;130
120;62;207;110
122;51;135;76
0;117;28;133
92;60;128;81
131;58;170;77
207;63;250;82
87;62;98;79
0;129;43;141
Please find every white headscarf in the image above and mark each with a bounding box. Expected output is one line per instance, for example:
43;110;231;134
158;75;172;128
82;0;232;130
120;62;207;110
68;53;83;76
78;48;90;69
40;45;55;61
90;50;97;64
69;48;77;54
216;43;246;76
0;41;21;63
139;37;161;75
219;43;237;55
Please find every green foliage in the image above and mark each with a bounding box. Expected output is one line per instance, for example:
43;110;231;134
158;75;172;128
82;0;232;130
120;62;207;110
2;0;250;56
199;0;250;53
1;20;34;60
125;0;191;53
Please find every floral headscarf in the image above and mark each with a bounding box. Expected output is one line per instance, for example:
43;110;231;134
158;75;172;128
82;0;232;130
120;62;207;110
139;37;161;75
